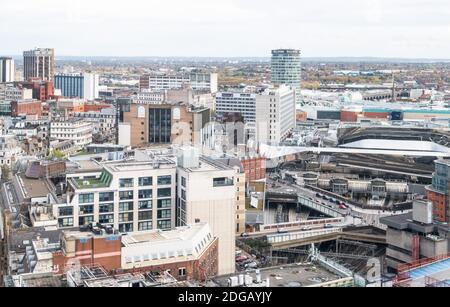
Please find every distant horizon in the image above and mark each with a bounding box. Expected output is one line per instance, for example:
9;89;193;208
5;54;450;63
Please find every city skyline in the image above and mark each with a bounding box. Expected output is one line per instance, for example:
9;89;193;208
1;0;450;58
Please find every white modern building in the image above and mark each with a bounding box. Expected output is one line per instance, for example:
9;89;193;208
50;119;93;149
121;223;216;270
54;158;177;233
0;57;15;83
255;85;296;145
176;147;238;275
132;90;166;105
215;92;257;123
140;72;218;94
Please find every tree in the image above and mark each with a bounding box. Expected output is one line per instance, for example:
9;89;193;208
49;150;66;160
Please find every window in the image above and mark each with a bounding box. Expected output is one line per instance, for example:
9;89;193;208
139;200;153;210
158;176;172;185
58;217;74;227
119;212;134;223
158;209;171;219
139;189;152;199
99;203;114;213
139;177;153;186
99;192;114;202
99;214;114;224
181;190;186;200
138;221;153;231
58;207;73;217
158;188;171;198
79;205;94;215
181;177;186;188
178;268;187;277
119;223;133;233
158;199;172;209
138;211;152;221
119;202;134;212
79;193;94;204
157;220;171;230
213;177;234;187
119;191;134;200
79;216;94;226
119;178;134;188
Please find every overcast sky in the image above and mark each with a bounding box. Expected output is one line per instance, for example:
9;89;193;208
1;0;450;58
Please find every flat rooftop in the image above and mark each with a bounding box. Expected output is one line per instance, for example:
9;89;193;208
122;223;210;247
380;213;439;234
17;174;51;199
214;263;341;287
103;159;176;173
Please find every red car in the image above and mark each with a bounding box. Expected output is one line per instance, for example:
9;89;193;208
236;256;249;262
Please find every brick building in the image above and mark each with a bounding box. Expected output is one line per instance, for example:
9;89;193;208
10;100;42;117
52;223;218;282
53;228;122;274
241;156;267;184
121;102;210;147
19;78;54;101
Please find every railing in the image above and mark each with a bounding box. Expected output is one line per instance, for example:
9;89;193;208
397;253;450;273
298;196;344;218
261;217;344;232
267;228;342;245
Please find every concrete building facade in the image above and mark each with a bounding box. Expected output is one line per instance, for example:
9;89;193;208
255;85;296;145
23;48;55;81
176;149;238;275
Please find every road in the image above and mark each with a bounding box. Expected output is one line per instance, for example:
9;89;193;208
270;180;400;229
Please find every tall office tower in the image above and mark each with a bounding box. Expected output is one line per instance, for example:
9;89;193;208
255;85;296;145
0;57;15;83
271;49;301;104
54;73;99;100
23;48;55;81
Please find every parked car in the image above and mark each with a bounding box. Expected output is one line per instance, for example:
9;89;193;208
324;224;334;229
236;256;249;263
245;262;258;269
241;233;250;238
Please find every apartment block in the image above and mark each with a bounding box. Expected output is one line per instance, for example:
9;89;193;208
55;158;177;233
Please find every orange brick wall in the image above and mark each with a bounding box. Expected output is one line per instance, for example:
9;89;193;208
427;190;447;223
340;111;360;122
241;157;267;184
11;101;42;117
